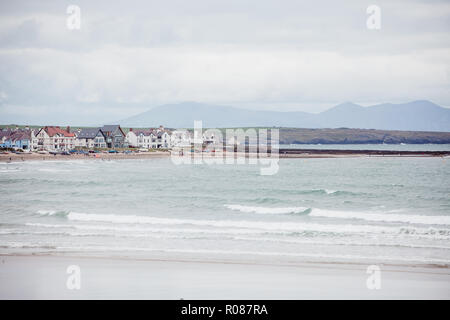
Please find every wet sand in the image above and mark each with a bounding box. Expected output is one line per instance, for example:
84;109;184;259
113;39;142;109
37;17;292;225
0;254;449;299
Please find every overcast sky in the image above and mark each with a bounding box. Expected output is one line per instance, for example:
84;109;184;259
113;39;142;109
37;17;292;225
0;0;449;125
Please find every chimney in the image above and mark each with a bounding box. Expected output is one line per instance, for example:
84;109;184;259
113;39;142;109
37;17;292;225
130;128;133;132
66;126;70;133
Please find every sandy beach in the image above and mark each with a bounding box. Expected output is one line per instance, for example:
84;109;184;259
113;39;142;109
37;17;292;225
0;151;353;163
2;149;449;163
0;254;448;299
0;151;357;163
0;151;171;162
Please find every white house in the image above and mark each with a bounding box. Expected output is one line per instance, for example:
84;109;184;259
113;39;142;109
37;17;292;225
126;126;172;149
125;130;138;147
126;129;154;149
171;130;192;148
154;129;171;149
30;129;39;151
35;126;76;151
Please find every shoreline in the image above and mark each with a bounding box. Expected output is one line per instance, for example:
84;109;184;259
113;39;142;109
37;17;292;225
1;254;449;299
1;149;449;163
0;151;171;162
2;251;448;270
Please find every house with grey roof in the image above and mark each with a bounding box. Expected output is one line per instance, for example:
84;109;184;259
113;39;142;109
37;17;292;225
0;129;13;147
75;128;107;149
101;125;126;148
0;129;32;150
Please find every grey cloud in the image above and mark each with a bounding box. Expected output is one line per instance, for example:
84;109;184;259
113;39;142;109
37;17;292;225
0;0;449;125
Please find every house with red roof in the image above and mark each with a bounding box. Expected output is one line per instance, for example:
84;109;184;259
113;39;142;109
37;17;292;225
35;126;76;151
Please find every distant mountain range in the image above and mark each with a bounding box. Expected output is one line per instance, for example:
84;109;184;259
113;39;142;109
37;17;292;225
119;100;450;132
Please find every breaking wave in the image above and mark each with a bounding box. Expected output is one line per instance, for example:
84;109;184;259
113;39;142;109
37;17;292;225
39;211;449;238
223;205;450;225
224;204;311;215
37;210;70;217
309;209;450;225
297;188;359;196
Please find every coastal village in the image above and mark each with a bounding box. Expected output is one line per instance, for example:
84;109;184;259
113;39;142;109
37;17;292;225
2;125;450;160
0;125;201;153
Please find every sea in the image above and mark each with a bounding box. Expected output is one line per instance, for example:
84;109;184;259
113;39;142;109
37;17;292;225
281;143;450;151
1;144;450;266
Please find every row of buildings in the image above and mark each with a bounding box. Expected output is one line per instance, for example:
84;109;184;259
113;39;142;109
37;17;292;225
0;125;178;151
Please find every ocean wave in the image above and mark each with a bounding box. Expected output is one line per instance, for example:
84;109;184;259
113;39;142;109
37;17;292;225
0;242;57;249
26;222;279;235
38;168;73;173
25;222;450;240
312;188;338;195
223;205;450;226
224;204;311;215
35;207;450;236
297;188;358;196
399;226;450;237
0;229;107;237
3;241;447;265
37;210;70;217
309;209;450;225
254;197;285;204
58;212;450;238
0;229;210;241
0;168;21;173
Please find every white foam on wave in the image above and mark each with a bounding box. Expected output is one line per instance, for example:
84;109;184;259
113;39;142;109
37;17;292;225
37;210;57;216
26;222;276;235
0;229;108;237
0;242;56;249
224;205;450;226
0;168;21;173
25;221;450;240
38;168;73;173
312;188;337;194
63;212;450;238
37;210;67;216
309;209;450;225
224;204;310;215
17;227;450;253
